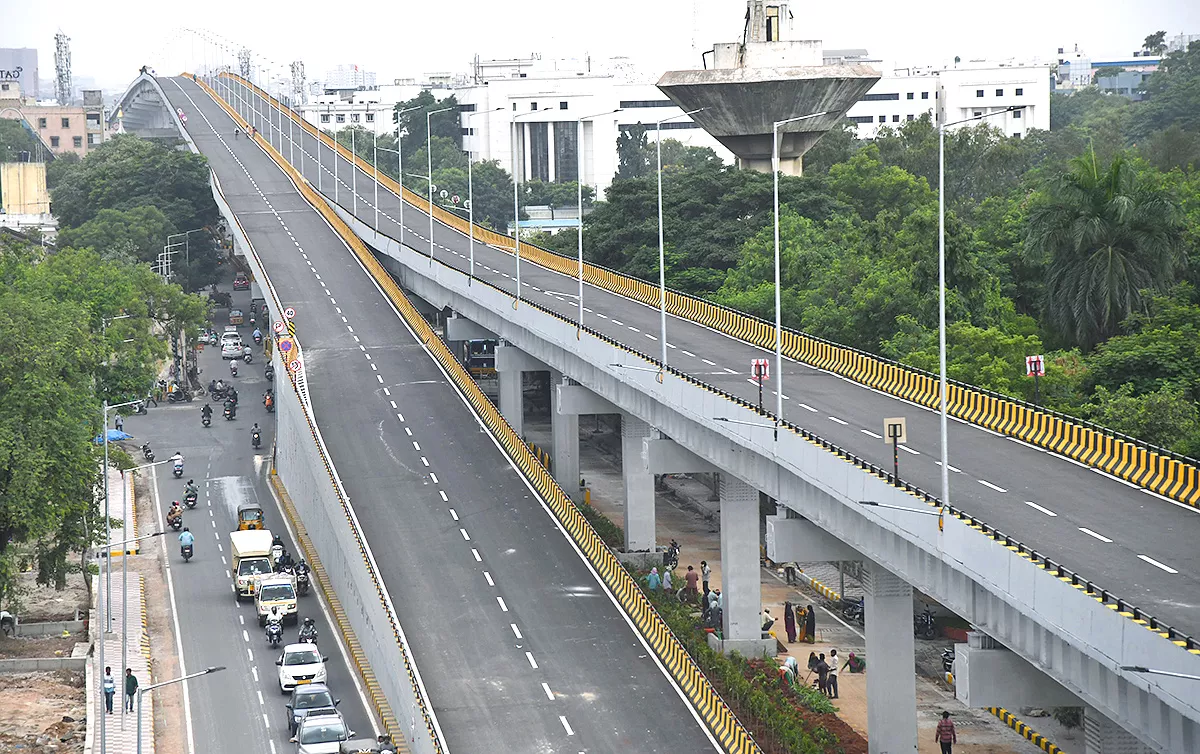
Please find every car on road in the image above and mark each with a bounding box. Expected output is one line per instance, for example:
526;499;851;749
221;340;244;359
233;272;250;290
256;574;298;625
291;709;354;753
277;642;328;694
285;682;339;735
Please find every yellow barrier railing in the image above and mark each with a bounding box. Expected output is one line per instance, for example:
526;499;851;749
214;71;1200;512
193;74;439;752
209;72;762;754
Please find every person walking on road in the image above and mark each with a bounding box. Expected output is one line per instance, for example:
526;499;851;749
102;667;115;714
684;565;699;600
815;653;830;696
114;415;123;433
935;711;957;754
827;649;840;699
124;668;138;712
784;601;797;643
700;561;711;594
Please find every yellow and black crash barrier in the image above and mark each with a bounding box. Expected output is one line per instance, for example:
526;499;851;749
988;708;1062;754
209;72;763;754
218;71;1200;511
194;75;430;751
524;438;552;471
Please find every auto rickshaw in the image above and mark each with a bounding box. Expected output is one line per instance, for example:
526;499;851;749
229;308;245;326
237;502;265;530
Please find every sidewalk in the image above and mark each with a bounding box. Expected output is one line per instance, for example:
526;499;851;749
88;571;154;754
525;417;1064;754
105;467;140;556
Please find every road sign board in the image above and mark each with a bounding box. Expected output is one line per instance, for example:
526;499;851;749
1025;354;1045;377
278;339;293;353
289;359;303;373
884;417;907;445
284;307;296;320
751;358;770;383
273;320;285;334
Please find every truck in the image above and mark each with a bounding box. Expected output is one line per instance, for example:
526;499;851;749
255;573;298;625
231;529;275;600
250;282;266;321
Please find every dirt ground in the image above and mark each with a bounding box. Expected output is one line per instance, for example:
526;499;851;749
0;670;85;753
0;635;79;660
132;473;188;754
10;569;89;624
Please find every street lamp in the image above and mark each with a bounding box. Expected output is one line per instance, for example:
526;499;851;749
392;105;423;245
371;105;379;231
99;395;142;630
352;118;359;218
464;108;505;284
136;666;226;753
656;108;705;372
937;105;1024;508
575;108;622;333
510;109;542;307
772;111;827;432
426;106;455;272
1120;666;1200;681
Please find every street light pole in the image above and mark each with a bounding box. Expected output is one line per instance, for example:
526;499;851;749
510;110;540;307
372;107;379;232
937;105;1023;506
656;108;705;372
575;109;622;335
1120;666;1200;682
352;124;358;218
772;111;827;433
463;108;503;285
136;666;226;754
426;106;455;271
392;105;422;247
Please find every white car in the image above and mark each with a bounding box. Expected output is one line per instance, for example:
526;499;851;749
277;642;327;694
292;709;353;754
221;340;244;359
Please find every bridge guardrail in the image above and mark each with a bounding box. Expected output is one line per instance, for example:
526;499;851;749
207;74;765;754
187;74;443;752
219;72;1200;513
211;68;1198;663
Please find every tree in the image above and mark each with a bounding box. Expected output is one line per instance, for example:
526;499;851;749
802;119;860;175
45;151;80;188
0;118;39;162
1128;41;1200;140
1025;149;1185;349
1143;31;1168;57
1084;285;1200;399
1139;124;1200;172
827;145;934;222
392;91;462;166
1083;382;1200;453
616;124;651;180
56;206;176;264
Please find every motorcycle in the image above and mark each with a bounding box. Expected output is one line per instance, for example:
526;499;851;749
133;400;148;415
168;514;183;531
251;430;262;449
296;570;310;597
941;648;955;674
202;413;211;428
841;597;865;627
253;332;263;345
264;365;275;382
184;491;198;508
208;331;218;346
298;624;318;645
141;444;155;462
167;389;192;403
243;349;253;364
173;460;184;479
181;543;193;563
229;361;239;378
270;543;284;563
265;619;283;649
663;539;681;570
224;405;235;421
263;393;274;413
914;608;937;640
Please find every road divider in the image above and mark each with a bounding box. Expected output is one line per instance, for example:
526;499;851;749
988;707;1062;754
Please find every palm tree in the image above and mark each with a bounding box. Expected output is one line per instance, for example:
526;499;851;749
1026;148;1184;349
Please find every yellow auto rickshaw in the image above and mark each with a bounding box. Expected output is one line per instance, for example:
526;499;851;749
237;502;265;530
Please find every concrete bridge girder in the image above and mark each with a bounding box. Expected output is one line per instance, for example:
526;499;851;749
340;173;1200;754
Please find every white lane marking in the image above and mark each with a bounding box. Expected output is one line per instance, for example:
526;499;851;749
1138;554;1178;574
560;716;575;736
797;403;818;413
262;713;269;729
899;444;920;455
251;666;258;683
472;549;482;562
1078;527;1113;543
383;387;391;396
542;682;554;700
449;508;458;520
497;597;509;612
934;461;963;473
376;375;384;383
429;473;439;483
978;479;1007;493
681;350;696;358
628;326;640;333
390;401;397;409
421;457;430;466
701;358;716;366
723;368;738;375
242;630;250;642
257;689;264;706
397;413;405;422
1024;501;1058;517
371;363;378;371
511;623;522;639
238;615;244;625
484;571;494;586
247;647;253;662
460;528;470;541
440;491;449;502
526;651;539;669
269;741;276;754
828;416;848;425
860;429;883;439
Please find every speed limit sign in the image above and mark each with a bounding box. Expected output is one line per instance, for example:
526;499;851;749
284;307;296;320
273;320;285;334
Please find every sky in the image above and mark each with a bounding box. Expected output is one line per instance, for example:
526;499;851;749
3;0;1199;94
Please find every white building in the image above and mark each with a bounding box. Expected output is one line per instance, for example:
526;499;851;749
845;60;1050;139
452;55;733;198
324;64;377;91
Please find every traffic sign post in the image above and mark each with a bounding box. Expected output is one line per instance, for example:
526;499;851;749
751;358;770;410
884;417;907;481
1026;354;1045;406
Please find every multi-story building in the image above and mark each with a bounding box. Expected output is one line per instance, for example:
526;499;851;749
844;60;1050;139
323;64;377;91
0;81;108;157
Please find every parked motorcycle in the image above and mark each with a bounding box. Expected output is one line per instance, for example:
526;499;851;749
141;443;155;462
914;608;937;639
181;543;193;563
941;648;955;674
841;597;865;627
663;538;680;570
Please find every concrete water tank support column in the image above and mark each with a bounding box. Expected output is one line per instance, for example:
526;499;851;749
550;372;580;502
621;414;657;552
719;474;762;645
863;561;918;754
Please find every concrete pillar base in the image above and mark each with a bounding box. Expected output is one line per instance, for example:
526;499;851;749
613;549;665;569
864;561;918;754
550;373;581;503
621;414;656;552
706;632;775;659
719;475;761;643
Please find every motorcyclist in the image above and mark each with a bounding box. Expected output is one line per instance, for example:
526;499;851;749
275;548;295;572
252;327;262;342
201;403;213;421
171;452;184;473
295;558;310;578
298;616;317;643
376;734;398;754
224;398;237;419
229;388;239;407
178;527;195;555
251;423;262;448
271;534;284;551
167;501;183;527
229;359;239;377
263;390;274;410
185;479;198;497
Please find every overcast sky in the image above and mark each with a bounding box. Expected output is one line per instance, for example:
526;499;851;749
3;0;1199;92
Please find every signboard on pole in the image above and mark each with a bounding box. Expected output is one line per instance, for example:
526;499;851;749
751;358;770;383
1025;355;1045;377
283;307;296;320
884;417;907;446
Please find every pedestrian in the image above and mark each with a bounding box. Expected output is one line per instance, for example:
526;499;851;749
784;601;797;643
700;561;711;594
760;608;774;632
662;568;673;593
935;711;957;754
843;651;865;673
795;605;809;643
701;587;711;621
784;562;797;584
646;567;661;591
124;668;138;712
815;653;830;696
102;666;115;714
827;649;840;698
684;565;699;600
804;603;817;643
114;415;124;433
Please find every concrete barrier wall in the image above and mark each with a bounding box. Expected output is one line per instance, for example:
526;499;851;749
16;619;85;637
0;656;87;672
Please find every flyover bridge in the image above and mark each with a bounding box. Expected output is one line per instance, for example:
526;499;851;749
130;70;1199;754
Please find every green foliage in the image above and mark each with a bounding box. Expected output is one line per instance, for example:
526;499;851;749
615;124;651;180
1085;285;1200;399
45;151;80;188
392;91;462;166
1129;41;1200;140
802;119;860;175
1143;31;1168;57
0;118;40;162
56;206;175;264
521;179;594;208
1083;383;1200;454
